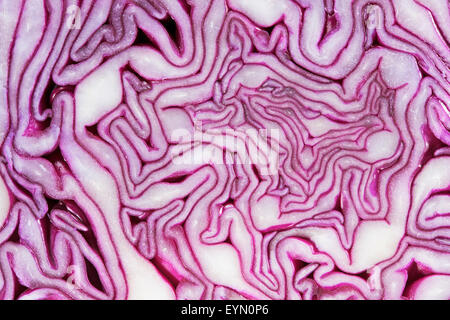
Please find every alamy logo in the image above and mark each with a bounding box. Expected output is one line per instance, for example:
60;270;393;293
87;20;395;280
170;123;281;176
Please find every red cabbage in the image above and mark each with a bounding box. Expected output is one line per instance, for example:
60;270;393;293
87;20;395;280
0;0;449;300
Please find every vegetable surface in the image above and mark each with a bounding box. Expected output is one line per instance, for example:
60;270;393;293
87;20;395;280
0;0;449;300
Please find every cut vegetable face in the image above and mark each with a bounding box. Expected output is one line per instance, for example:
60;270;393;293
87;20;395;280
0;0;449;300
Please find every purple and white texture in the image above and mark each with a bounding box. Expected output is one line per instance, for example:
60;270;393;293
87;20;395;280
0;0;449;300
